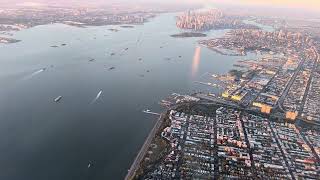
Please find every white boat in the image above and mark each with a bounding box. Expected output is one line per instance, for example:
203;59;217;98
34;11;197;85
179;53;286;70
90;90;103;104
88;163;91;168
97;91;102;98
54;96;62;102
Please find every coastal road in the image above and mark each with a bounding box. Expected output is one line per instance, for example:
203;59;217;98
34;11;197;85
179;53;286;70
125;113;164;180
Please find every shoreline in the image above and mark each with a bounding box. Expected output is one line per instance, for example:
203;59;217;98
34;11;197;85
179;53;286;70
125;112;165;180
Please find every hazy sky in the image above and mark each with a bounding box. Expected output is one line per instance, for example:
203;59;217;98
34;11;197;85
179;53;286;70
1;0;319;11
211;0;320;11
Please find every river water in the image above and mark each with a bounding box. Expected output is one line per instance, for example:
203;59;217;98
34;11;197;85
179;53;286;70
0;13;258;179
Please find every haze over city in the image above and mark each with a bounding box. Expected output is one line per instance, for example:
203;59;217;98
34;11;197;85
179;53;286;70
2;0;320;10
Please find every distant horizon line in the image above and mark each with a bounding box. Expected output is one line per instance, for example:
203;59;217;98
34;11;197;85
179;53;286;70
0;0;319;18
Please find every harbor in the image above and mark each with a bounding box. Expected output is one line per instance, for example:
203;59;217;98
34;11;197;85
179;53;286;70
0;12;251;180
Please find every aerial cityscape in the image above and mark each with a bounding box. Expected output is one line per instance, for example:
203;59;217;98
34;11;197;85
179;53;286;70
0;0;320;180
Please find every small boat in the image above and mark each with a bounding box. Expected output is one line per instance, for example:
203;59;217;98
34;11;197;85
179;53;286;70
54;96;62;102
110;53;115;56
108;28;119;32
109;67;115;70
125;48;129;51
96;91;102;98
88;163;91;168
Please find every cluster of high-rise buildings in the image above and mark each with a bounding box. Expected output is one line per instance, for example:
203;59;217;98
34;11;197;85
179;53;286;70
176;10;257;31
176;10;223;31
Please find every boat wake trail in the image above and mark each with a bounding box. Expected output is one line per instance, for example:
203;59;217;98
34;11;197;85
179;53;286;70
90;90;103;104
136;32;144;46
23;68;46;80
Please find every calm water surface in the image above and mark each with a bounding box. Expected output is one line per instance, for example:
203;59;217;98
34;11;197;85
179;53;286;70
0;13;257;179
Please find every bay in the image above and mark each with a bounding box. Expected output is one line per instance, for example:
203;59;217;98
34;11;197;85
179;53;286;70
0;13;257;180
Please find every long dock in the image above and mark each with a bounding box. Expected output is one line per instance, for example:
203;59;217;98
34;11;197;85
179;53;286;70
142;110;161;116
194;81;223;89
